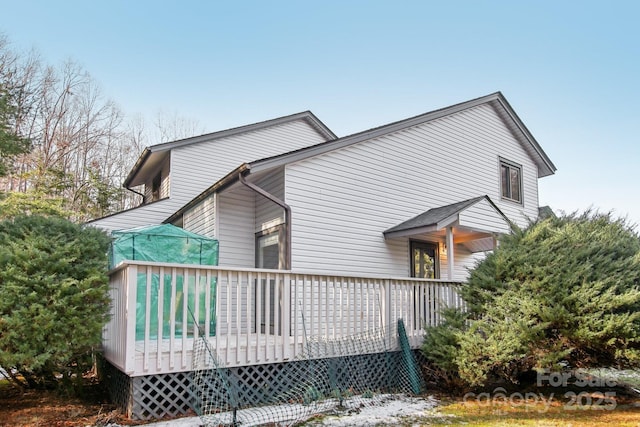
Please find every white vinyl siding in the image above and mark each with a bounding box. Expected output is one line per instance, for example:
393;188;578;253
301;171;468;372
87;199;174;233
143;156;171;202
373;238;484;281
91;119;327;233
170;121;327;210
183;194;216;237
458;198;512;234
217;185;255;267
443;245;486;279
254;168;285;232
286;103;538;279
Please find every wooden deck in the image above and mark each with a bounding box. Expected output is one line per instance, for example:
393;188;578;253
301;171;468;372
103;261;464;377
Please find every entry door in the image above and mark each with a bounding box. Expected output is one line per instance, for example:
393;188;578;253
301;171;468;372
411;241;439;279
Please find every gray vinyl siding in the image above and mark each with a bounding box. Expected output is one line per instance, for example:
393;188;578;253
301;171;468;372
217;185;255;267
181;168;285;266
285;103;538;279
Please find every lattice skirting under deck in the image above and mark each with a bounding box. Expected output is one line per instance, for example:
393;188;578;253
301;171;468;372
101;350;423;421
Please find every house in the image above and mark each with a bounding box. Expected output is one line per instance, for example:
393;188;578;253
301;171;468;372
96;92;555;420
89;111;336;233
94;91;554;280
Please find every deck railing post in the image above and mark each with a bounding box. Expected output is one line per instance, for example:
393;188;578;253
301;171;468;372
124;264;137;375
383;279;392;345
282;273;291;360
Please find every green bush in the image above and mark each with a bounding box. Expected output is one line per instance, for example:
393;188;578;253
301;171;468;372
422;212;640;387
0;215;111;394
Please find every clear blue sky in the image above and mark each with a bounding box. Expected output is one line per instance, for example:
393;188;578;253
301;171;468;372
2;1;639;227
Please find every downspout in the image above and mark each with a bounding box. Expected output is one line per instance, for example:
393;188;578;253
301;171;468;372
239;173;291;270
126;186;147;204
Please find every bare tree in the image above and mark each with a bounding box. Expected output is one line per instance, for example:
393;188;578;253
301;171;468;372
0;33;205;222
154;109;204;142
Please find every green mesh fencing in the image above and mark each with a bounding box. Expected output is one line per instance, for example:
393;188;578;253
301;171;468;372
109;224;219;340
192;319;426;426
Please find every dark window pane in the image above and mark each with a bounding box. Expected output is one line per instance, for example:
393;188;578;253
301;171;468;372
258;233;279;269
422;252;435;278
501;164;510;198
411;242;438;279
510;168;521;202
413;249;420;277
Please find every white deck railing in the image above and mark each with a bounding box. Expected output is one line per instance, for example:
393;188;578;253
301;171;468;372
102;261;464;377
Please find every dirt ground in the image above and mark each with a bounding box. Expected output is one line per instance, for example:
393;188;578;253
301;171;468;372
0;383;132;427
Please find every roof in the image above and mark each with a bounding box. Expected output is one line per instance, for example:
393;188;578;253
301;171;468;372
383;197;488;236
248;92;556;177
383;195;512;239
124;111;337;188
166;92;556;223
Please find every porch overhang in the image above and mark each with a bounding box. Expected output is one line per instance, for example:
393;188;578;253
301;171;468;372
384;196;511;241
383;196;512;278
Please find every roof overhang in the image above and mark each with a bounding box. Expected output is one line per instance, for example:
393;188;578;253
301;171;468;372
248;92;556;178
490;94;556;177
160;93;555;229
164;163;250;224
124;149;169;188
123;111;336;189
384;196;512;252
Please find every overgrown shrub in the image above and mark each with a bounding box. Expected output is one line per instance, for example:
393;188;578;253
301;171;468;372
420;307;469;391
422;211;640;388
0;215;111;394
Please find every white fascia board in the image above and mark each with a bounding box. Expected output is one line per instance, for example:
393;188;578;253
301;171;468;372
435;213;461;230
383;224;439;239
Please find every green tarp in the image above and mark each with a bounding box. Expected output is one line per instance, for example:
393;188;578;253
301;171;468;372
109;224;219;268
109;224;219;340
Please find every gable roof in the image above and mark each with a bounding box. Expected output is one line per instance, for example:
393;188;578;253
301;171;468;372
124;111;336;188
248;92;556;177
166;92;556;224
383;195;511;238
384;197;486;236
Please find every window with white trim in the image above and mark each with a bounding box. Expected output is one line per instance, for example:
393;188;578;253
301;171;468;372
500;159;522;203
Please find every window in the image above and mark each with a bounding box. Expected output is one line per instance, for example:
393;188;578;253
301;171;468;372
254;226;284;335
257;232;280;269
256;225;284;269
410;241;439;279
411;241;439;331
500;159;522;203
151;172;162;202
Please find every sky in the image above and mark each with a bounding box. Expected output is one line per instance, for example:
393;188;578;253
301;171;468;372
1;1;639;227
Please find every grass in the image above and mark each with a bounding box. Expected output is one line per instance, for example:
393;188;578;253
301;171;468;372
403;368;640;427
424;397;640;427
359;368;640;427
